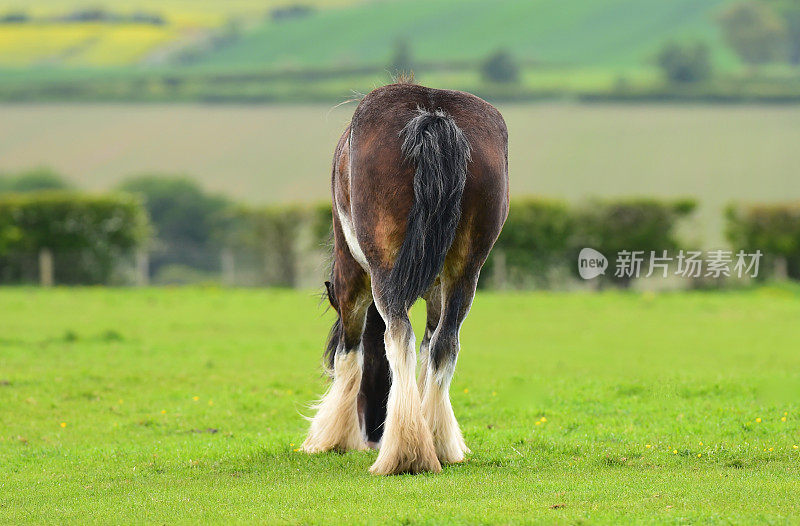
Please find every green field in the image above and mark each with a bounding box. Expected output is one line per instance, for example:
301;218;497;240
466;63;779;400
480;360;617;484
1;287;799;523
191;0;736;71
0;0;736;70
2;102;799;246
0;0;355;68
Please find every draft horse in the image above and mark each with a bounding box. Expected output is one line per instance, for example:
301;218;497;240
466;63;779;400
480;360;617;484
302;82;509;475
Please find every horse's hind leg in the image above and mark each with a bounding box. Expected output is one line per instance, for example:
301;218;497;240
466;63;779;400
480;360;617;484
369;287;441;475
418;283;442;396
302;264;371;453
421;270;478;464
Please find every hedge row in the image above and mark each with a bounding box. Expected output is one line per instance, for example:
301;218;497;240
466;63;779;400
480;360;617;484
2;191;798;287
224;198;698;288
483;197;698;287
726;203;800;280
0;192;149;284
225;198;800;288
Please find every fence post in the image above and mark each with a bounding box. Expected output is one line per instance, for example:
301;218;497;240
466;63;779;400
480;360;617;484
222;248;235;286
491;250;507;289
135;249;149;287
39;248;54;287
774;257;788;281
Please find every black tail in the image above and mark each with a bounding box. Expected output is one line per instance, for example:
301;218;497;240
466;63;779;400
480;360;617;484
384;108;471;313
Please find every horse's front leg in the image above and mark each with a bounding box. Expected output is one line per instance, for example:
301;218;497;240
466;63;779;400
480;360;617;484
302;251;370;453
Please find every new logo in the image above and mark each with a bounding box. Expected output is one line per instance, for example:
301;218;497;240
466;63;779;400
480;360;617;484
578;247;608;279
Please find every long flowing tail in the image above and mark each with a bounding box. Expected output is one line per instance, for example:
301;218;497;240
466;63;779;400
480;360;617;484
383;108;471;313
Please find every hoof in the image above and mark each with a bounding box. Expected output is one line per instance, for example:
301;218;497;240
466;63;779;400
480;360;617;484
369;439;442;475
301;432;366;454
436;443;471;464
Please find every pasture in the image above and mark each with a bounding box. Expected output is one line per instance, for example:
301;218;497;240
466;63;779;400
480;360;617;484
1;287;799;523
192;0;735;71
0;0;735;69
1;103;799;245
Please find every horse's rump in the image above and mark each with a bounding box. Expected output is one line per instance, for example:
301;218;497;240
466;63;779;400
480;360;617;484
305;82;509;474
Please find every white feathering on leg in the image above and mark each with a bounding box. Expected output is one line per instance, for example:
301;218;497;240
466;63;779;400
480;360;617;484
302;348;366;453
369;323;441;475
421;358;470;464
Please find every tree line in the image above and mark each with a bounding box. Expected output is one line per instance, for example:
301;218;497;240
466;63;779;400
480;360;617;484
1;170;798;288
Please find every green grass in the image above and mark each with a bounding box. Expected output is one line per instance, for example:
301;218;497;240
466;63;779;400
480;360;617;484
190;0;738;71
1;287;799;523
0;0;737;71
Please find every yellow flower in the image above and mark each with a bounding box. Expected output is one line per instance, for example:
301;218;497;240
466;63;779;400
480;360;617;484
697;453;701;458
118;399;124;404
781;417;787;422
756;418;762;423
645;444;651;449
208;400;214;406
769;447;774;452
290;443;294;446
463;388;469;394
192;396;199;401
699;441;703;446
785;412;789;416
540;417;547;423
491;391;497;396
673;450;678;454
793;445;798;449
535;421;541;426
161;410;166;414
293;448;300;452
60;422;67;428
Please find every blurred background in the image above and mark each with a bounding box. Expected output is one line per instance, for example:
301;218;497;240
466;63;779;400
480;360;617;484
1;0;799;288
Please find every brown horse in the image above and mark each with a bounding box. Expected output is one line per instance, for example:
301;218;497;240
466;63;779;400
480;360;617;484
302;81;509;475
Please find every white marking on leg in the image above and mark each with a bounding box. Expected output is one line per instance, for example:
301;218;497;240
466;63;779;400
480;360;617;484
417;329;431;396
369;319;441;475
421;288;473;464
302;347;366;453
422;351;470;464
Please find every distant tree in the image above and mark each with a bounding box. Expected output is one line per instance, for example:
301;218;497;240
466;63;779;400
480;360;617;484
0;11;30;23
117;175;232;274
60;8;111;22
766;0;800;64
0;167;70;193
656;41;712;83
481;49;520;83
389;38;413;77
717;1;787;67
269;5;315;22
129;11;166;26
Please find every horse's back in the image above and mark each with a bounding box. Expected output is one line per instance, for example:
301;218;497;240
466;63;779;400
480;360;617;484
347;83;509;272
351;83;507;188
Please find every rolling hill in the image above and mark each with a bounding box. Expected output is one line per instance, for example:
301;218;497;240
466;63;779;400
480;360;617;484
188;0;739;72
0;0;738;71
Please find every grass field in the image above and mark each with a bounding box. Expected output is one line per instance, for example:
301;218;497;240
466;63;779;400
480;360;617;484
0;0;357;67
192;0;736;71
0;23;178;66
1;102;799;245
1;287;799;523
0;0;738;73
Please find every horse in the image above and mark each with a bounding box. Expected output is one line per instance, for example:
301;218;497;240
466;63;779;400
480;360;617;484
302;81;509;475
